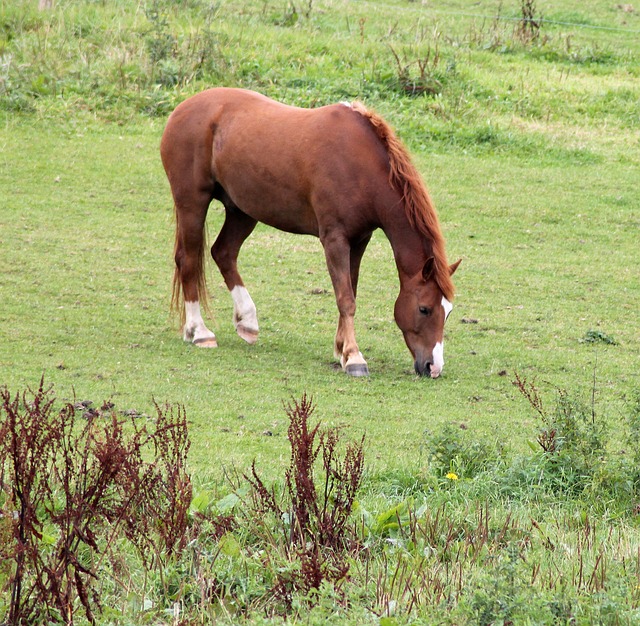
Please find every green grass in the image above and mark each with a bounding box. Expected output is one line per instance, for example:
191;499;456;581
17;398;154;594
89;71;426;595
1;0;639;623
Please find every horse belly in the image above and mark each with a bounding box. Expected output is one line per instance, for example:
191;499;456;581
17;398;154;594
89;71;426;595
226;177;320;235
213;137;321;235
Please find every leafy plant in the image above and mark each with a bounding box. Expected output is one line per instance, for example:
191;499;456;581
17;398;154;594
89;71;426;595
389;42;443;96
464;542;527;625
423;423;504;480
514;372;612;497
144;0;176;67
581;329;618;345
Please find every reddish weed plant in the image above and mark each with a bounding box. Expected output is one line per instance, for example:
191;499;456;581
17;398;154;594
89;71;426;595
0;378;192;625
243;394;365;611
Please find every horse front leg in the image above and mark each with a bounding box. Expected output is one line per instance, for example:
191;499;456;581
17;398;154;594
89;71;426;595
211;206;259;343
321;231;369;377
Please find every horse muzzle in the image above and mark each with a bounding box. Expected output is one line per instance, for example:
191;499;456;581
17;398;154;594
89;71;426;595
414;342;444;378
414;360;442;378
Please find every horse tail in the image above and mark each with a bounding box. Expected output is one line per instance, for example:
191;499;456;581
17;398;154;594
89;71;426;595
351;102;455;300
170;207;184;323
171;204;209;325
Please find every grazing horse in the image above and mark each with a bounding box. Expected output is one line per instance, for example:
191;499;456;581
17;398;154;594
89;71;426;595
161;88;460;377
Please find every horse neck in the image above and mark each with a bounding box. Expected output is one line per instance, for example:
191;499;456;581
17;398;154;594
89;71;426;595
381;211;431;281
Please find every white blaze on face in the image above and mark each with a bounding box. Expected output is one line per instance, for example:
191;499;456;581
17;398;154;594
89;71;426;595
431;342;444;378
442;296;453;321
431;297;453;378
231;285;258;333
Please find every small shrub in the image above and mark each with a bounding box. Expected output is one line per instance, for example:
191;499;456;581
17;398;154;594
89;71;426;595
144;1;176;67
463;542;527;625
388;43;443;96
513;372;618;499
627;392;640;494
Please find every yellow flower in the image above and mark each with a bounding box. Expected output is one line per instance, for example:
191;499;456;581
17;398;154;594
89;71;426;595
445;472;459;481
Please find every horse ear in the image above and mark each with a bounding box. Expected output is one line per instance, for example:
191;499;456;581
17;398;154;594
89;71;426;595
449;259;462;276
422;257;436;282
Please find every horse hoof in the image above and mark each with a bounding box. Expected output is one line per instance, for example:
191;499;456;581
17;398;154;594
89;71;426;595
236;325;258;344
193;336;218;348
341;352;369;377
345;362;369;377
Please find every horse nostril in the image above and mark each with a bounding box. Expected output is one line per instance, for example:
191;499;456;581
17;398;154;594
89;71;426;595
414;361;432;376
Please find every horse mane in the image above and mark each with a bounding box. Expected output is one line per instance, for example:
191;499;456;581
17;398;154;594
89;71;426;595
350;102;455;300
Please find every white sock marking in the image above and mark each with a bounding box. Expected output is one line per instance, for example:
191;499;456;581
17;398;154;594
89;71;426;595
231;286;258;333
184;301;216;343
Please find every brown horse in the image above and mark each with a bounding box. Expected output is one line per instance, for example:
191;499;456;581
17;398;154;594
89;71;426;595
161;88;460;377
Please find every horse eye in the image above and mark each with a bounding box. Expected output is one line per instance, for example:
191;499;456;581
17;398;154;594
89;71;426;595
419;306;432;316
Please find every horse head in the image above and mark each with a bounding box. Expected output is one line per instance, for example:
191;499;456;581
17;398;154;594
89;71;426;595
394;257;461;378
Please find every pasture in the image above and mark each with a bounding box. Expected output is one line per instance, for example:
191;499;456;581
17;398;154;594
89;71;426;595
1;0;639;623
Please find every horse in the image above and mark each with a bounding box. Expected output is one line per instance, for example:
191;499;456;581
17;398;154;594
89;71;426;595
160;88;460;377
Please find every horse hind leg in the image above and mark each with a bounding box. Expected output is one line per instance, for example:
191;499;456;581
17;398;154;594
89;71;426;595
174;193;218;347
211;206;259;344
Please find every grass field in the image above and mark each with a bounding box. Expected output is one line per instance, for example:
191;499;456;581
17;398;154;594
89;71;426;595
1;0;640;623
